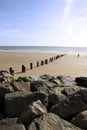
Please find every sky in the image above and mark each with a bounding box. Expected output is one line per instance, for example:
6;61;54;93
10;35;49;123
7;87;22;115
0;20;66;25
0;0;87;47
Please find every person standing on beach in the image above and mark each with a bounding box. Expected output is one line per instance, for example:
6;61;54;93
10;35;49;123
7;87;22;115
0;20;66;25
78;53;80;57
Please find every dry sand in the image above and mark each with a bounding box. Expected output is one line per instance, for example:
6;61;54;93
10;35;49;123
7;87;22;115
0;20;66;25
0;52;87;78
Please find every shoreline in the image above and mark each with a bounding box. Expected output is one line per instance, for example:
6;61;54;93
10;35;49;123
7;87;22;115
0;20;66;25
0;52;87;78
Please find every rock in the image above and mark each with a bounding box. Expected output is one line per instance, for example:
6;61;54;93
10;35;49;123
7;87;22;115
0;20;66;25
75;77;87;87
57;76;76;87
5;91;32;117
0;70;13;83
28;113;82;130
33;92;48;108
0;83;14;96
52;86;64;93
0;110;3;120
61;86;80;96
0;83;14;117
30;80;51;94
49;99;81;120
50;89;87;121
18;100;47;128
40;74;60;85
17;76;32;82
71;110;87;129
44;80;58;89
5;91;48;118
0;118;25;130
11;81;30;92
39;74;55;81
48;91;66;106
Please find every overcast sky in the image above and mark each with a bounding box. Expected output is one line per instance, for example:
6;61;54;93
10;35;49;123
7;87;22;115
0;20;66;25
0;0;87;46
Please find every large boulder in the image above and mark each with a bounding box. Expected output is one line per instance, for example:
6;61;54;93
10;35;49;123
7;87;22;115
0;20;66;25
18;100;47;128
0;118;25;130
61;86;80;96
57;76;76;87
0;110;3;120
0;83;14;117
30;80;52;94
71;110;87;129
0;83;14;96
28;113;82;130
5;91;48;118
11;81;30;92
50;89;87;120
75;77;87;87
48;91;66;106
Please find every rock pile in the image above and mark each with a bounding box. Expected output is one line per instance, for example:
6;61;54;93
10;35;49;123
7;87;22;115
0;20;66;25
0;74;87;130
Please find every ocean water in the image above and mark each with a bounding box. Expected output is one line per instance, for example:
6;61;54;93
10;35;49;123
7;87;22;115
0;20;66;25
0;46;87;55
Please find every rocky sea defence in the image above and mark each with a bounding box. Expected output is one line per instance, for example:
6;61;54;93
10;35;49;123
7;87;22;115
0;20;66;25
0;72;87;130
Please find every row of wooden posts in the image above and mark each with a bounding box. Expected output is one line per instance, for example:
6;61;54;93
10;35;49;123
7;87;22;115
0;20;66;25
9;54;65;76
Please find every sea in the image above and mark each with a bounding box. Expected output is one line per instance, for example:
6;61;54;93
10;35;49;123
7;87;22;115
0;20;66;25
0;46;87;55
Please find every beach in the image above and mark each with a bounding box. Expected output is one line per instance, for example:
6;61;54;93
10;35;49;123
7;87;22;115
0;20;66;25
1;51;87;130
0;52;87;78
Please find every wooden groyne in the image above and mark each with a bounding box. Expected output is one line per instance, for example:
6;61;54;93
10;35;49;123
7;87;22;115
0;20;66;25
9;54;66;75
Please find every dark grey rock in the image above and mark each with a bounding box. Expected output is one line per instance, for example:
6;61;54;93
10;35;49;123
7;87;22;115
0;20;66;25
50;89;87;120
28;113;82;130
5;91;48;118
71;110;87;129
0;83;14;117
61;86;80;96
0;110;3;120
75;77;87;87
30;80;51;94
18;100;47;128
57;76;76;87
48;91;66;106
0;118;25;130
11;81;30;92
0;83;14;96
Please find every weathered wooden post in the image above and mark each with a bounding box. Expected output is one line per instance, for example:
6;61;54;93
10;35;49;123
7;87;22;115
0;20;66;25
22;65;26;73
9;67;14;76
30;63;33;69
9;67;12;74
45;59;48;64
11;70;14;76
37;61;39;67
41;60;44;66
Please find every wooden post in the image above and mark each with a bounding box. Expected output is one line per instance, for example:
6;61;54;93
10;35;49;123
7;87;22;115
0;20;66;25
30;63;33;69
9;67;12;74
45;59;48;64
41;60;44;66
22;65;26;72
11;70;14;76
9;67;14;76
37;61;39;67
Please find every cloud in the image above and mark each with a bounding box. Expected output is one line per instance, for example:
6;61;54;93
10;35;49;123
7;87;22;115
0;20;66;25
62;0;74;22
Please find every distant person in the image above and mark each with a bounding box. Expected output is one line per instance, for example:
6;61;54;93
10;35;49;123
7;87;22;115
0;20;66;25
78;53;80;57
